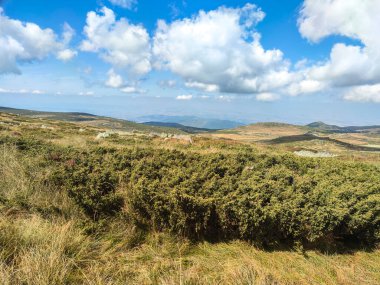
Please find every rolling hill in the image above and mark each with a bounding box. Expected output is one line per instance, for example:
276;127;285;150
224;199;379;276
138;115;245;129
0;106;187;134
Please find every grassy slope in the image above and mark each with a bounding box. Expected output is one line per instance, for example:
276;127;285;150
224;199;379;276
1;112;380;285
0;107;186;135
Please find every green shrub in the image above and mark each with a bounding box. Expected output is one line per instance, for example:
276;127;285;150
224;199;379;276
2;137;379;249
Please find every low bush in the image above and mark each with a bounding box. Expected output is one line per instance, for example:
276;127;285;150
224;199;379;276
2;137;379;249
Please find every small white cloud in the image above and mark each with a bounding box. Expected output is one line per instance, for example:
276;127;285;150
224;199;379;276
108;0;136;9
159;79;177;88
256;92;279;102
287;80;325;96
185;81;219;92
31;90;45;94
176;94;193;100
216;95;234;102
343;84;380;103
78;91;95;96
62;22;75;45
106;69;124;88
120;86;145;94
57;49;77;62
57;23;77;62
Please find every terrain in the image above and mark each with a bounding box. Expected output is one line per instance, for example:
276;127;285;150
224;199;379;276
137;114;244;129
206;122;380;165
0;108;380;285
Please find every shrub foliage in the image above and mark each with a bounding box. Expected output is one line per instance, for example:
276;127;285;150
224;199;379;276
3;137;380;248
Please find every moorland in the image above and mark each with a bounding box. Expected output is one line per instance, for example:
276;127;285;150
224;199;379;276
0;107;379;285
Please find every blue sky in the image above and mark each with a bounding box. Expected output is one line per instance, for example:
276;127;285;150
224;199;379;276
0;0;379;125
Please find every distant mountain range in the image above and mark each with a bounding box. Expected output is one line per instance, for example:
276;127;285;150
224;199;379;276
142;122;214;133
1;106;379;135
307;121;380;133
137;115;245;129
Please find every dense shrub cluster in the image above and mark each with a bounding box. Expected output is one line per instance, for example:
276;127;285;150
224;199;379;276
2;137;380;249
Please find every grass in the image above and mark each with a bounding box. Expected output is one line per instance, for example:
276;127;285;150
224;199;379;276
1;112;380;284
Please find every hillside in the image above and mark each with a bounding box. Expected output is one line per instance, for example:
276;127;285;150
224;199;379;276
0;111;379;284
0;106;186;135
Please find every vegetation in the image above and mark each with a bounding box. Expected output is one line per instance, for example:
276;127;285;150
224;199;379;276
1;111;380;284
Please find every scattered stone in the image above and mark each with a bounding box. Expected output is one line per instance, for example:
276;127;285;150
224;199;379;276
294;150;337;158
96;130;115;140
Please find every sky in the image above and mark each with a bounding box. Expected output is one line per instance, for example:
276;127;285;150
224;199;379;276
0;0;379;125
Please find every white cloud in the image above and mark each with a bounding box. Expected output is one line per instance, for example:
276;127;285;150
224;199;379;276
256;92;279;102
78;91;95;96
185;81;219;92
298;0;380;94
153;4;292;95
57;49;77;62
176;94;193;100
120;86;145;93
80;7;151;76
216;95;235;102
287;80;325;96
56;23;77;62
0;88;45;94
159;79;177;88
0;8;60;74
31;89;45;94
0;9;77;73
343;84;380;103
105;69;124;88
108;0;136;9
62;22;75;45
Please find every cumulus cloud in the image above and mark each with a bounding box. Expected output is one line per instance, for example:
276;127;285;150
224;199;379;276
57;23;77;61
108;0;136;9
287;79;325;96
0;8;77;74
153;4;292;94
105;69;124;88
57;49;77;62
343;84;380;103
256;92;279;102
176;94;193;100
297;0;380;99
0;8;59;74
80;7;151;76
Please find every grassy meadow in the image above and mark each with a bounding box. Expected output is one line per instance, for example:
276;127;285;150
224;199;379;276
0;111;379;285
